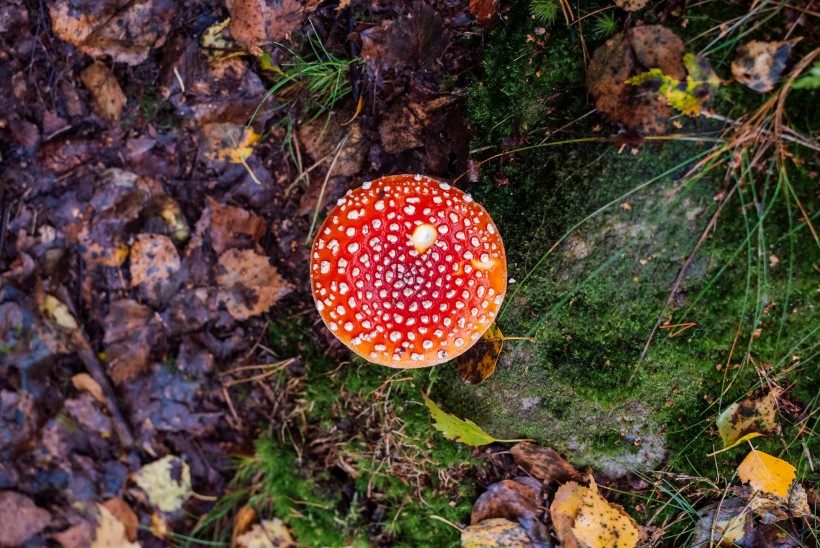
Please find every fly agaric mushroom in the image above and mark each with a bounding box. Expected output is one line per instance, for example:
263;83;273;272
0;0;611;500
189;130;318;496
310;174;506;368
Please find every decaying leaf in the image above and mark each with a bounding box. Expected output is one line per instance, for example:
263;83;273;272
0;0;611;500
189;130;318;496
234;518;297;548
132;455;193;513
737;449;796;498
461;518;531;547
298;118;368;178
71;373;106;405
471;478;548;545
509;442;581;485
200;18;244;62
49;0;172;65
587;25;685;135
103;299;165;384
468;0;500;29
203;197;266;255
200;123;262;163
691;498;751;547
550;478;639;548
361;5;447;71
129;234;181;300
615;0;647;12
41;295;78;330
101;497;138;543
731;484;811;524
423;393;498;446
731;39;801;93
625;53;720;116
92;504;139;548
81;62;127;121
713;390;779;454
456;322;504;384
0;491;51;547
225;0;302;56
215;249;293;320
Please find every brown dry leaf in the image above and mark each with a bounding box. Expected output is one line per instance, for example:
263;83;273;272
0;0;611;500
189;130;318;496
234;518;297;548
509;442;581;485
101;498;138;542
456;322;504;384
469;0;499;28
361;5;447;71
737;448;796;498
461;518;532;547
226;0;302;56
551;479;639;548
714;390;779;453
231;506;257;547
732;39;801;93
200;123;262;163
81;62;126;121
0;491;51;547
130;234;181;292
691;498;751;547
204;197;266;255
470;478;548;545
92;504;139;548
71;373;106;405
587;25;685;135
216;249;292;320
298;118;368;178
615;0;647;11
103;299;164;384
49;0;172;65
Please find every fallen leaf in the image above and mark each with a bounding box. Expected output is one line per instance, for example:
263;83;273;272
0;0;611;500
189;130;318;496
103;299;165;384
231;506;257;547
41;295;78;330
737;448;796;498
102;498;139;542
132;455;193;513
550;478;639;548
469;0;500;28
471;478;548;545
200;18;243;62
361;5;447;71
298;118;368;178
234;518;297;548
81;62;127;121
200;123;262;163
225;0;303;56
129;234;181;302
731;484;811;523
53;522;94;548
456;322;504;384
92;504;140;548
71;373;106;405
204;197;266;255
509;442;581;485
461;518;531;547
713;390;779;454
615;0;647;11
691;498;751;547
0;491;51;547
216;249;292;320
423;393;499;446
626;53;720;116
49;0;172;65
732;39;801;93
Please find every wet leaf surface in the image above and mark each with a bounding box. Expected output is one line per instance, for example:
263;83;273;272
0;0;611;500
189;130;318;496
216;248;293;320
456;322;504;384
80;62;127;121
715;390;780;453
509;442;581;485
732;40;801;93
0;490;51;546
226;0;303;56
132;455;193;513
470;477;549;545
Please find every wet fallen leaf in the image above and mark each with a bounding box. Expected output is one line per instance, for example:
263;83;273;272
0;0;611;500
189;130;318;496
587;25;685;135
423;393;499;446
41;294;78;330
130;234;181;301
298;118;368;178
712;390;779;455
361;5;447;71
204;197;266;255
509;442;581;485
0;490;51;547
226;0;302;56
71;373;106;405
54;522;94;548
691;498;751;547
132;455;193;513
469;0;500;28
462;518;531;547
737;448;796;498
626;53;720;116
732;484;811;523
551;478;640;548
471;478;548;545
216;249;292;320
732;39;801;93
103;299;165;384
92;504;140;547
81;62;127;121
201;18;244;62
102;497;139;542
234;518;297;548
200;123;262;163
231;506;257;547
50;0;172;65
615;0;647;11
456;322;504;384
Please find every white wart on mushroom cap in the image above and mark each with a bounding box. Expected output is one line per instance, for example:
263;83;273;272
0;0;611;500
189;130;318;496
310;174;507;368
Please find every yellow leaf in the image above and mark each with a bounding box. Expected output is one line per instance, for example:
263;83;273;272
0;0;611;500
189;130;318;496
132;455;193;512
456;322;504;384
714;390;779;453
201;124;262;163
42;295;79;330
573;478;640;548
737;449;796;498
626;52;720;116
92;505;140;548
708;432;763;456
461;518;531;547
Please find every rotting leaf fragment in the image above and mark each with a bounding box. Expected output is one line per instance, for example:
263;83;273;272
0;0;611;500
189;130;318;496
731;39;801;93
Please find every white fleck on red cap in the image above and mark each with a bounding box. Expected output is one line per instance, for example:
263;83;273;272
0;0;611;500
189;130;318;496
310;174;507;368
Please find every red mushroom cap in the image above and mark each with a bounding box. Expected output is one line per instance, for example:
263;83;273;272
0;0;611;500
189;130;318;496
310;174;507;368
